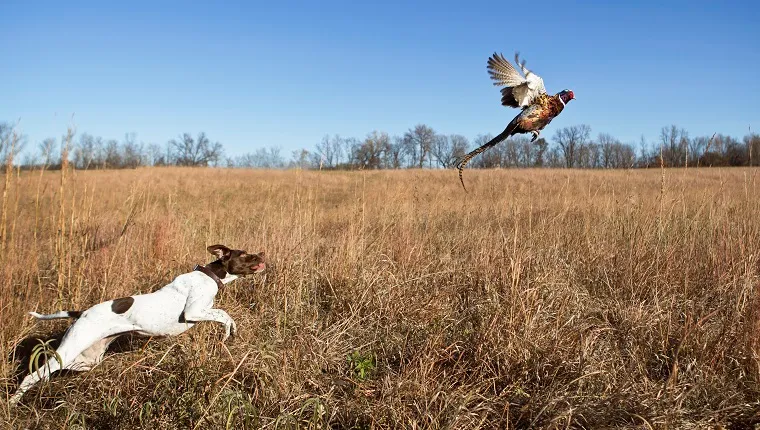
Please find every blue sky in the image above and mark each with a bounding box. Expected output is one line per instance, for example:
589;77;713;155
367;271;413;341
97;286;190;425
2;0;758;157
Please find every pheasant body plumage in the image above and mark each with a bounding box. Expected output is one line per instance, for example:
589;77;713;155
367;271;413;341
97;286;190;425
511;92;570;138
456;52;575;191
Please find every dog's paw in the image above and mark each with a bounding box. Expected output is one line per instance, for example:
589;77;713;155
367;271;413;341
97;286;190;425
8;393;22;406
222;323;237;343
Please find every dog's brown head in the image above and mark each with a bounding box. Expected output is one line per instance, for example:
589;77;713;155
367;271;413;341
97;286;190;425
207;244;266;276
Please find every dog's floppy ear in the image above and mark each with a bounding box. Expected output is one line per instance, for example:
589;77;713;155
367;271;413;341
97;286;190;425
207;244;231;260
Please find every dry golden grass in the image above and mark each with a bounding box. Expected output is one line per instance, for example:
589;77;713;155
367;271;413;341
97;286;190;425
1;165;760;429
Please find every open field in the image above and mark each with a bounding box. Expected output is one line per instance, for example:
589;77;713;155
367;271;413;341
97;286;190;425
1;166;760;429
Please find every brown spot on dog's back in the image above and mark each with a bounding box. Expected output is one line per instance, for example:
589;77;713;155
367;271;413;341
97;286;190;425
111;297;134;314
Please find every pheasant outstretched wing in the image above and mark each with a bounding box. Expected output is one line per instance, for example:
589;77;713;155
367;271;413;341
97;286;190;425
487;52;547;108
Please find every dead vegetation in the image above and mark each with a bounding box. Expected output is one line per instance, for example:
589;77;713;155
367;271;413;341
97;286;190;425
1;165;760;429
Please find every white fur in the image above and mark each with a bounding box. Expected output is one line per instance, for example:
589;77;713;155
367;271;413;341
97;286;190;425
9;270;239;405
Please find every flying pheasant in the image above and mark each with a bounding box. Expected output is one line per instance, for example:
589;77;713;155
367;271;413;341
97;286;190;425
456;52;575;191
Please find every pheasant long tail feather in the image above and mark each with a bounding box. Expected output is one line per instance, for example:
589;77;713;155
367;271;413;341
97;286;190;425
455;121;519;192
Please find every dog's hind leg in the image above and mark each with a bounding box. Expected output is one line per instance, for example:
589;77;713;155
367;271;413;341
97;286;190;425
9;322;134;405
9;346;67;405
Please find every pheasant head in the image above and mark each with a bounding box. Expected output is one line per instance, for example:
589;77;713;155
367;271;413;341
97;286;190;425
558;89;575;105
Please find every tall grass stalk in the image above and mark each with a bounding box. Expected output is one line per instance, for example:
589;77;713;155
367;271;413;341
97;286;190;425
56;127;73;306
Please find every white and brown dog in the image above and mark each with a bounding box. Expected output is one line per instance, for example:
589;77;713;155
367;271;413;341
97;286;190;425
9;244;265;405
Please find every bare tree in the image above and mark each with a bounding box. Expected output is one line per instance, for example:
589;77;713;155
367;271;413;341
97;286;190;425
598;133;617;168
689;136;710;166
612;142;637;168
91;136;105;167
38;138;58;167
146;143;169;166
533;138;548;167
403;124;436;168
588;142;601;168
168;132;224;166
722;135;746;166
103;139;122;169
388;136;405;169
576;142;600;168
342;137;357;167
353;131;391;169
513;136;534;167
267;146;285;168
315;135;336;168
0;122;27;163
73;133;97;169
638;135;648;167
431;134;450;168
122;132;143;168
449;135;469;167
430;134;470;169
546;146;564;167
332;136;346;167
400;134;416;168
659;125;689;167
553;124;591;168
503;138;520;167
290;149;313;169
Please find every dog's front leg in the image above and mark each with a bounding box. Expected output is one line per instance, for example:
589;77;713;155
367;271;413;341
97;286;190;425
183;288;237;341
183;308;237;341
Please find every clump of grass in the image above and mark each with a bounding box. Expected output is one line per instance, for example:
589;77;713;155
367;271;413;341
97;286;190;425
0;163;759;429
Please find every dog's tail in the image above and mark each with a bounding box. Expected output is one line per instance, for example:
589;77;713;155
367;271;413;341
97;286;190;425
29;310;82;320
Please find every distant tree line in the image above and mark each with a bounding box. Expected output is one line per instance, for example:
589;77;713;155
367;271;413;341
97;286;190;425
295;124;760;170
2;120;759;171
